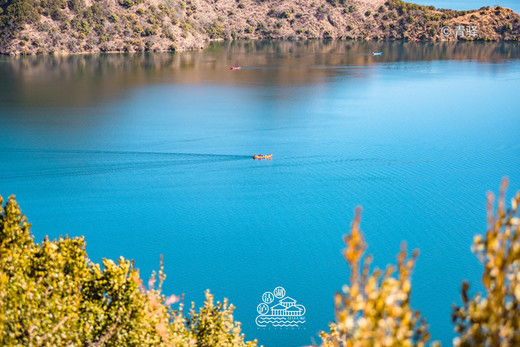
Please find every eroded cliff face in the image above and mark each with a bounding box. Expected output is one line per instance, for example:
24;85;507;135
0;0;519;55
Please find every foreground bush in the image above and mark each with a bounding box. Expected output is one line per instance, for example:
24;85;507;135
320;207;432;347
452;179;520;346
321;179;520;346
0;195;256;347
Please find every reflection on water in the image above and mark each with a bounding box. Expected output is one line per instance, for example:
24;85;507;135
1;40;519;107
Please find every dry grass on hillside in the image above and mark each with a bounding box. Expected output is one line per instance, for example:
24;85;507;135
1;0;518;55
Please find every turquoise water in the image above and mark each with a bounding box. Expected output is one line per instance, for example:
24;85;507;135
0;41;519;346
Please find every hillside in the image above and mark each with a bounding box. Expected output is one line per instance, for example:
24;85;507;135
0;0;519;55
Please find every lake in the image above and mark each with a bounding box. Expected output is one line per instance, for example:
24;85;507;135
0;40;519;346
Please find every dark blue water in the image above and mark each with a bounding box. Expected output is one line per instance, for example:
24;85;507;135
1;41;519;346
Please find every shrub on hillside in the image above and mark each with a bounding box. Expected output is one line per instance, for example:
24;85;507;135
345;5;356;13
316;4;329;19
204;20;225;39
118;0;143;8
67;0;83;13
0;0;39;38
144;26;157;36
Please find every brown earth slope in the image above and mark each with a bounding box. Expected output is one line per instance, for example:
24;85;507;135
0;0;519;55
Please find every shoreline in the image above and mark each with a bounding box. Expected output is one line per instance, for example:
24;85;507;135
1;0;519;56
2;36;520;57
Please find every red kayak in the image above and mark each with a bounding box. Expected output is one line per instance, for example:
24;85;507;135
230;67;242;70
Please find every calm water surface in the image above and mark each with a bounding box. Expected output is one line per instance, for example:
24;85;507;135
1;41;519;346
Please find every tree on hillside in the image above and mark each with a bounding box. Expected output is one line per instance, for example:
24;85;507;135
0;0;39;38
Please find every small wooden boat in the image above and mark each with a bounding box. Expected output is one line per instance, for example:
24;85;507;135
253;154;273;160
230;66;242;70
372;52;382;56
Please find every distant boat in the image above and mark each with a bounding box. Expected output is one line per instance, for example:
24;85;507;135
230;66;242;70
253;154;272;160
372;52;383;56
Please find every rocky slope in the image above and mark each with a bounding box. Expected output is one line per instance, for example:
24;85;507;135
0;0;519;55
